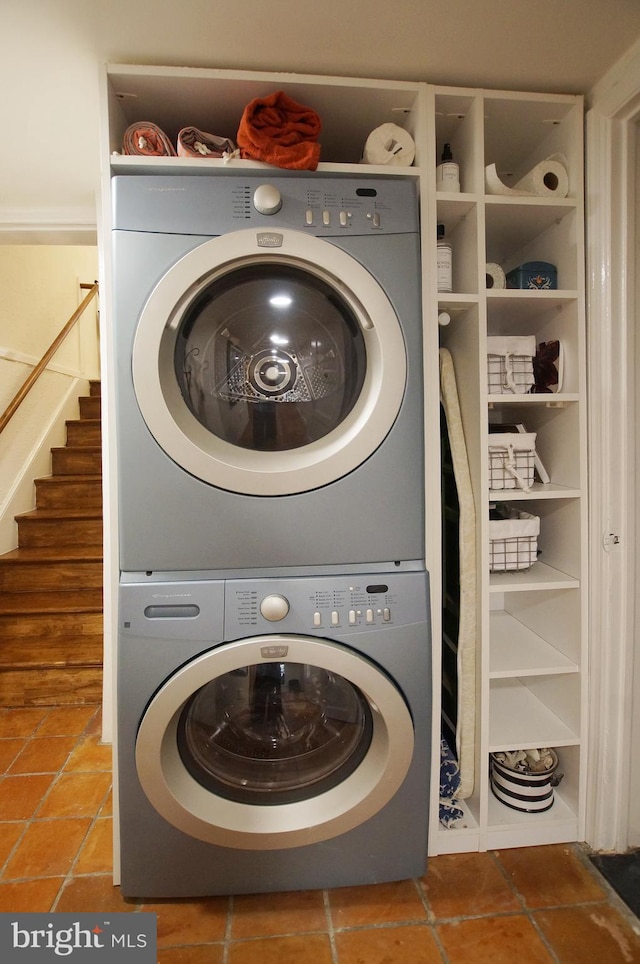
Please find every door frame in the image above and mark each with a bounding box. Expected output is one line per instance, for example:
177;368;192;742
586;39;640;852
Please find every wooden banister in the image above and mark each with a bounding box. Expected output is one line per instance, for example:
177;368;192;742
0;282;99;436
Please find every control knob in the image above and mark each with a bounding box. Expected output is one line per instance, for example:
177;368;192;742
253;184;282;215
260;593;290;621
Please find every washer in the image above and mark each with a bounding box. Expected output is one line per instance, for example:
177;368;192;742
111;174;424;574
117;568;431;898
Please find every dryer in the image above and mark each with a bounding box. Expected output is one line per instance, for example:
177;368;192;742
111;174;424;574
117;568;431;898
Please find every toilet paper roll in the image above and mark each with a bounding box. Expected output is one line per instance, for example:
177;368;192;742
362;123;416;166
486;263;506;289
514;153;569;197
485;154;569;198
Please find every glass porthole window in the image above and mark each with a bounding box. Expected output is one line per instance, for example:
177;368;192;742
132;229;407;495
177;660;373;804
173;264;367;452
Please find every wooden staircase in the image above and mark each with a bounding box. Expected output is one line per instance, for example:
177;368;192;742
0;381;103;706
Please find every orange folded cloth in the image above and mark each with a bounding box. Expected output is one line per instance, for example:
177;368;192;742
177;127;237;158
237;91;321;170
122;122;176;156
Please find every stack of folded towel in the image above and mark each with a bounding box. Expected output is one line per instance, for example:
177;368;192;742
122;122;237;159
121;90;322;171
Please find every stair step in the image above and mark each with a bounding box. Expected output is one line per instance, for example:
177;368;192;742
0;380;104;706
0;635;102;669
51;446;102;476
0;556;102;592
0;588;102;616
0;545;102;563
35;475;102;510
89;381;101;397
15;509;102;547
0;667;102;707
66;419;101;447
79;396;101;419
0;611;103;638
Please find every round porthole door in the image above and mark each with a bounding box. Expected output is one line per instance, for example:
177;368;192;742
135;635;415;849
132;229;406;495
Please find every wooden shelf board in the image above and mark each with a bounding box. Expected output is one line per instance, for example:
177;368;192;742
489;561;579;593
488;482;581;501
489;677;580;749
490;610;578;678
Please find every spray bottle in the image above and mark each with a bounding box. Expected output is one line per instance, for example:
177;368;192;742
436;143;460;193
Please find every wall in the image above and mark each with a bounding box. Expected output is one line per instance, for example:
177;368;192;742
0;245;100;552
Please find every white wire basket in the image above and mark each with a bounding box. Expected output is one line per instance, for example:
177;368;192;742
487;335;536;395
489;507;540;571
488;433;536;492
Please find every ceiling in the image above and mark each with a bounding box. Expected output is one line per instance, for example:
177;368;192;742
2;0;640;243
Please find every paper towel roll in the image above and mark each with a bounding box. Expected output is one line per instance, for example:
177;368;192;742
362;123;416;166
485;154;569;198
486;263;506;289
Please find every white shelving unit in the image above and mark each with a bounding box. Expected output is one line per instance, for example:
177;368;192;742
435;86;587;854
102;64;428;177
99;65;587;860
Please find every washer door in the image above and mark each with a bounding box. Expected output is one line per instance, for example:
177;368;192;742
135;635;415;849
132;229;406;495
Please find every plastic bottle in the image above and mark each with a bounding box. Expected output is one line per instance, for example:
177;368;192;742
437;224;453;293
436;143;460;193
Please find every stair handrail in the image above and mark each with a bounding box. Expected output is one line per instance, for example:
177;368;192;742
0;281;99;436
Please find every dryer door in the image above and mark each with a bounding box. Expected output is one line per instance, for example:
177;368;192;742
135;634;415;849
132;229;406;495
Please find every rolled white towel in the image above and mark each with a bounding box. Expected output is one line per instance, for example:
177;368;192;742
362;123;415;166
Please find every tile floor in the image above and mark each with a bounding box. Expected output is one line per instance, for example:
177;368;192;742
1;704;640;964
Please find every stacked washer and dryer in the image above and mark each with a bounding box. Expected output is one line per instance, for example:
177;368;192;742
111;173;431;898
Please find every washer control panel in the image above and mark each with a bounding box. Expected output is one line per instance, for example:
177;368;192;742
224;570;428;636
120;569;428;640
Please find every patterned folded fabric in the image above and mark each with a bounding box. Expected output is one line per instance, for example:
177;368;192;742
439;737;466;828
122;122;176;156
177;127;237;158
237;90;321;170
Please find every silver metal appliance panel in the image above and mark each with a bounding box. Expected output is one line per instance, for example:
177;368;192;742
117;569;431;897
112;175;425;573
112;174;419;236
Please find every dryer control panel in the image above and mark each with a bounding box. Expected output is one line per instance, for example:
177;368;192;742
112;175;419;237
